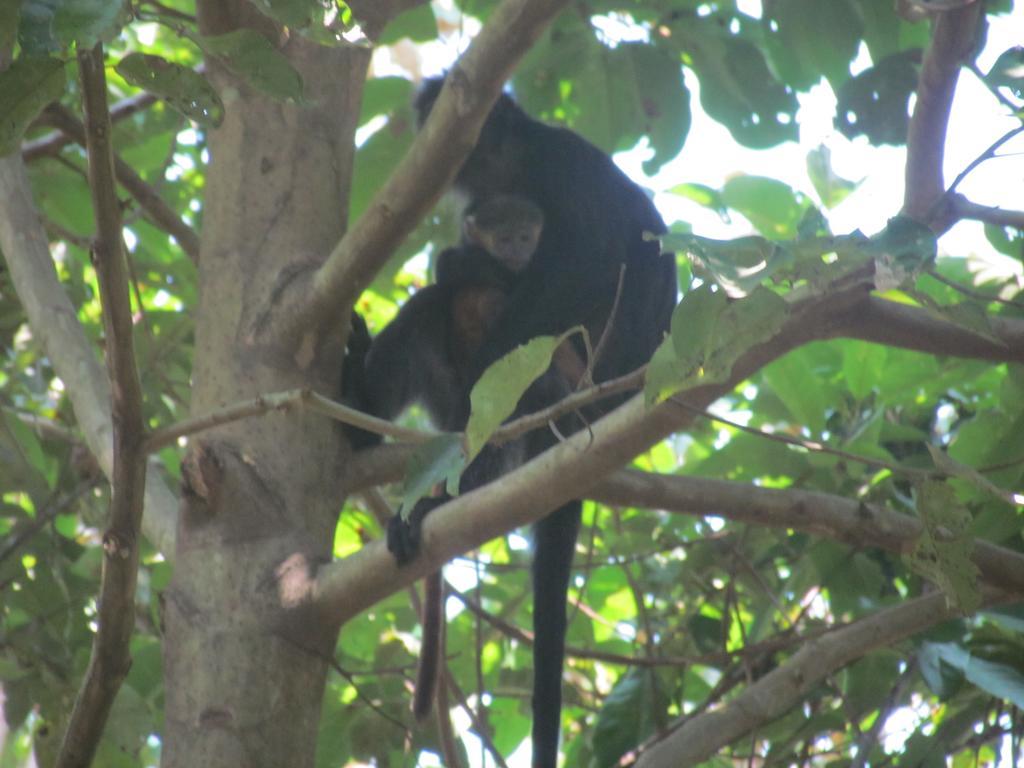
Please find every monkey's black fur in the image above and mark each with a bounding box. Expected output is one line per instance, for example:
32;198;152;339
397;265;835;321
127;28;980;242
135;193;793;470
355;77;676;768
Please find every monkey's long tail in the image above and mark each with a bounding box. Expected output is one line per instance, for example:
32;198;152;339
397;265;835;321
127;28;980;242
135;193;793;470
413;570;443;721
530;501;582;768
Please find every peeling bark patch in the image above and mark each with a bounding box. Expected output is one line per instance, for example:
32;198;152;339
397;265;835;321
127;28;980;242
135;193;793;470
293;331;316;369
102;530;133;558
275;552;316;608
198;707;235;729
182;441;224;503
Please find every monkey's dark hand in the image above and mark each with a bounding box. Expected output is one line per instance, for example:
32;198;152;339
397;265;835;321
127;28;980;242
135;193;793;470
386;497;446;566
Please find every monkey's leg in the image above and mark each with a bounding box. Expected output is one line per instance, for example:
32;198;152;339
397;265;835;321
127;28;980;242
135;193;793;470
530;501;581;768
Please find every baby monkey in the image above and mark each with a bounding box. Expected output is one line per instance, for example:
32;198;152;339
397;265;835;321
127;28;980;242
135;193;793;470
440;195;544;365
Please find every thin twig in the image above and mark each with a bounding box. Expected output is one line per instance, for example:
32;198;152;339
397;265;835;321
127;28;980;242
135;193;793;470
667;397;932;480
925;267;1024;309
944;124;1024;198
145;388;434;452
442;669;510;768
968;62;1022;113
493;367;644;445
583;263;628;388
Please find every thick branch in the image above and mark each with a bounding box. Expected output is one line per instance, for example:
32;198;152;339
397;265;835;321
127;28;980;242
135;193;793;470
43;103;200;262
272;0;570;342
598;471;1024;594
634;588;1014;768
834;294;1024;362
950;196;1024;230
903;1;983;228
0;156;177;556
56;44;149;768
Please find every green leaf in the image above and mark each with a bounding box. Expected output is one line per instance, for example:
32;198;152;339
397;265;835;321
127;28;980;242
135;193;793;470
0;56;66;155
517;39;689;174
201;29;305;102
920;641;1024;708
349;107;414;223
377;3;437;44
671;234;794;295
251;0;325;30
53;0;127;46
835;50;919;146
763;0;862;91
905;480;981;614
591;668;667;767
985;47;1024;98
721;176;807;239
643;336;684;406
398;434;465;517
621;44;690;175
645;286;787;404
465;334;564;461
761;348;828;433
705;286;788;375
670;18;799;148
0;0;19;56
918;641;966;699
842;342;886;400
668;182;728;220
115;53;223;127
358;76;413;126
806;145;859;209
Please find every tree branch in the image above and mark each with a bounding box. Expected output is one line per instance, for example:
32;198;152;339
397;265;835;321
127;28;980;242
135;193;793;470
597;470;1024;595
0;152;177;559
834;294;1024;362
56;44;149;768
633;588;1015;768
903;0;983;229
144;388;433;453
949;196;1024;230
21;89;159;162
268;0;571;343
42;103;200;263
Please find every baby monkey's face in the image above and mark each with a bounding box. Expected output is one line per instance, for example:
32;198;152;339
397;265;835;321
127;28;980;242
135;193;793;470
463;195;544;273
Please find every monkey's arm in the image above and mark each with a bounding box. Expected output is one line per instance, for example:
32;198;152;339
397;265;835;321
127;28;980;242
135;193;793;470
359;285;466;432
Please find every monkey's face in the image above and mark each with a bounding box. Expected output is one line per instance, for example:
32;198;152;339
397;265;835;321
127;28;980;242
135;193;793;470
486;227;541;272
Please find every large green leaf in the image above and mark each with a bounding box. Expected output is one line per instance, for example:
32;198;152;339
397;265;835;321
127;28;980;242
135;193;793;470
466;333;566;461
835;50;920;146
0;56;65;155
115;53;223;127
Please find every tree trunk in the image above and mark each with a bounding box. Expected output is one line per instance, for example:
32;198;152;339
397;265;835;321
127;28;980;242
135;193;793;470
160;16;370;766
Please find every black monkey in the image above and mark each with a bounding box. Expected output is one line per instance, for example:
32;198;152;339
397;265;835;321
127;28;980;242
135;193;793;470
379;77;677;768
